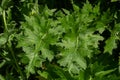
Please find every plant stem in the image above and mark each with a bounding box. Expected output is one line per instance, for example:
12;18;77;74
8;44;25;80
3;10;8;33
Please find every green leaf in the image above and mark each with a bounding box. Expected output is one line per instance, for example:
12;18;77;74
46;64;74;80
1;0;11;9
82;1;92;14
58;50;87;74
93;3;100;15
73;4;79;12
95;68;117;77
71;0;79;12
16;9;60;78
41;48;54;61
114;23;120;34
56;37;76;49
25;52;44;78
96;21;106;34
111;0;119;2
62;9;70;15
0;33;7;46
80;1;97;24
79;33;103;57
104;36;117;54
0;7;2;12
0;75;5;80
104;23;120;55
37;70;48;79
44;6;56;16
0;60;6;68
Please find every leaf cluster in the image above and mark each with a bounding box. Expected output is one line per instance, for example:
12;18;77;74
0;0;120;80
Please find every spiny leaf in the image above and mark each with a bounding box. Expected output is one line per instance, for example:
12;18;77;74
82;1;92;14
58;49;87;74
79;33;103;57
41;48;54;61
104;23;120;54
104;36;117;54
